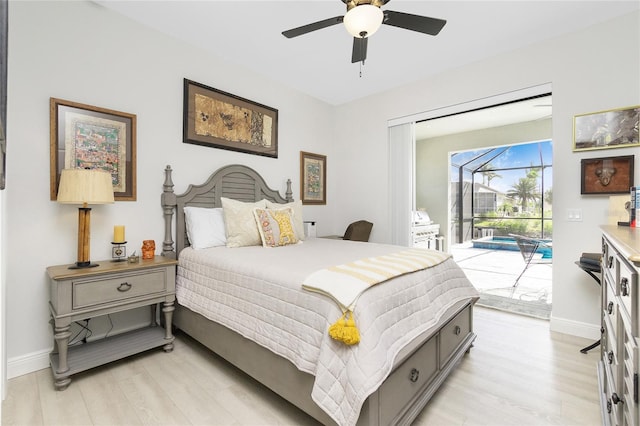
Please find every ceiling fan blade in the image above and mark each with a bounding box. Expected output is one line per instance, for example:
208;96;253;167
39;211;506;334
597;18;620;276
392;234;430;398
383;10;446;36
282;16;344;38
351;37;368;63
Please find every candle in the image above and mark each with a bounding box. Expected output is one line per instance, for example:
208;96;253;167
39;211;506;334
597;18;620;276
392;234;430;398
113;225;125;243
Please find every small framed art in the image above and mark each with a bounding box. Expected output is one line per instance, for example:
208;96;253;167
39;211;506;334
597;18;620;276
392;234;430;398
300;151;326;205
183;79;278;158
573;105;640;151
580;155;634;195
50;98;137;201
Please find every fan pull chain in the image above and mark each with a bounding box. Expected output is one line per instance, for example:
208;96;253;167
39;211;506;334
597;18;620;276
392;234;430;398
359;60;364;78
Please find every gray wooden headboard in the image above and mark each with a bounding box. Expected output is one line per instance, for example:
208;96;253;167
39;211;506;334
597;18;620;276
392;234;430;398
161;164;293;258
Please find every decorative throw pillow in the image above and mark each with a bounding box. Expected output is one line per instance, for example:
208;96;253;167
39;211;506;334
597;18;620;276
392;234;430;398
221;197;267;248
183;207;226;249
265;199;305;241
253;208;299;247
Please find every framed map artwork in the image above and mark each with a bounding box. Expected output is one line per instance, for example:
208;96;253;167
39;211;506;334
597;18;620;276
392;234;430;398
183;79;278;158
50;98;137;201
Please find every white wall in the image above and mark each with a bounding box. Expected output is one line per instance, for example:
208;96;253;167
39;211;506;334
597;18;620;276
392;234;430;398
332;11;640;338
5;1;336;376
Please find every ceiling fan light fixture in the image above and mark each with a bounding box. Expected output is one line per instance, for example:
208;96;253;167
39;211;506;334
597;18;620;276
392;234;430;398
343;5;383;38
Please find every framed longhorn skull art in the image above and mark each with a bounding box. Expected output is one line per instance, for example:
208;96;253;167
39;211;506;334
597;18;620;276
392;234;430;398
580;155;634;195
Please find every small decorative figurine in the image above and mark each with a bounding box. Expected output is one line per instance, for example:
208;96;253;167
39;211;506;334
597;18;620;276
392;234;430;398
142;240;155;259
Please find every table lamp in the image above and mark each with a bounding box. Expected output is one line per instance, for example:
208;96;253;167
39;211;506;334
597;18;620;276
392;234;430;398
57;168;115;269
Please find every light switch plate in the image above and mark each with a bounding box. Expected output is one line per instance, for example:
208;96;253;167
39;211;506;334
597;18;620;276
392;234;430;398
567;208;583;221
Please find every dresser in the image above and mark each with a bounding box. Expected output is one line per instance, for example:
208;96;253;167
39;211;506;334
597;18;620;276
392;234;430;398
599;225;640;425
47;256;177;390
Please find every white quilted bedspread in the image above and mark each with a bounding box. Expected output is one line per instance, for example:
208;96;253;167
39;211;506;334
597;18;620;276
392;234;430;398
176;238;478;426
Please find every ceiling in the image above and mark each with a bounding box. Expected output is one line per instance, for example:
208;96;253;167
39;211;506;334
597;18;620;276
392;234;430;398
94;1;639;107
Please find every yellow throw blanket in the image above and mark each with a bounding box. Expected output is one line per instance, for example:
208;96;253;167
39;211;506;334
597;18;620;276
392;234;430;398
303;248;451;345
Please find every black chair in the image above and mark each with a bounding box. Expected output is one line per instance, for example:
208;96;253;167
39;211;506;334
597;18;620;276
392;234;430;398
510;234;553;287
343;220;373;242
576;253;601;354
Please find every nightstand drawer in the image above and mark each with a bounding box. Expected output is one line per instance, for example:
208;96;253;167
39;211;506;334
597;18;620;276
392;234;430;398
73;269;167;309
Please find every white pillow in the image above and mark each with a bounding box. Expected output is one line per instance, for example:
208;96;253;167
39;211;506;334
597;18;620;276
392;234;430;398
183;207;226;249
253;207;299;247
265;199;305;241
221;197;267;247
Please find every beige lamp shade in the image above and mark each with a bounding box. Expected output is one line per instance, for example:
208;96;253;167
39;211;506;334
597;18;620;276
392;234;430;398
57;169;115;205
57;168;114;268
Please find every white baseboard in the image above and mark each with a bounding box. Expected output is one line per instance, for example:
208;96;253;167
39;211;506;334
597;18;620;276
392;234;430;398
550;315;600;340
7;316;153;379
7;349;49;379
7;317;600;380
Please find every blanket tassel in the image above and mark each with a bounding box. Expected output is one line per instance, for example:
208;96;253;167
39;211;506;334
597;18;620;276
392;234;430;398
328;311;360;345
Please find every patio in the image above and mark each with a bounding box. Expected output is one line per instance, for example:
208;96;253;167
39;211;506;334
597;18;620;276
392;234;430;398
451;242;552;319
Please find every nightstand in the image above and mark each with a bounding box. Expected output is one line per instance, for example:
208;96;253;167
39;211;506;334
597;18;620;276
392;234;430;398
47;255;178;390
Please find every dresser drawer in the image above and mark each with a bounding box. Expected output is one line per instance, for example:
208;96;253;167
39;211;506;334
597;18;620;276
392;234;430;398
603;317;619;389
618;258;638;334
73;269;167;310
603;239;618;290
604;278;618;330
378;334;438;425
440;304;472;366
605;367;623;426
621;324;638;426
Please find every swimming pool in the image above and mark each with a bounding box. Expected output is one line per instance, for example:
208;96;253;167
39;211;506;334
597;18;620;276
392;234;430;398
472;236;553;258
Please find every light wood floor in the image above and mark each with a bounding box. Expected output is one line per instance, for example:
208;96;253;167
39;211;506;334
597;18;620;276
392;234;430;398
2;307;601;426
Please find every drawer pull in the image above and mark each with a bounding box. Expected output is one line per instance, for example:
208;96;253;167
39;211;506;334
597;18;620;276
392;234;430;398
608;351;614;364
607;256;613;268
117;282;132;292
409;368;420;383
454;325;461;336
621;278;629;296
612;393;623;405
607;301;614;314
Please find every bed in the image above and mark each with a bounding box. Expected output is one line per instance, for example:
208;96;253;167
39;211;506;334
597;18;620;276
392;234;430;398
161;164;479;426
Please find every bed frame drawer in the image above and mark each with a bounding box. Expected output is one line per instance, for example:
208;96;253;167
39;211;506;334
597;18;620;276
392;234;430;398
440;304;473;366
378;335;438;425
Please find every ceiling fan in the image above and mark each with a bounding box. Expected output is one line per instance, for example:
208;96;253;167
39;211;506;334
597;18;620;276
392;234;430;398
282;0;446;64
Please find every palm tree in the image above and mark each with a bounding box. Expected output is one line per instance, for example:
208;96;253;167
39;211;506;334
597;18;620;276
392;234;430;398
526;166;540;180
478;163;502;187
507;177;539;212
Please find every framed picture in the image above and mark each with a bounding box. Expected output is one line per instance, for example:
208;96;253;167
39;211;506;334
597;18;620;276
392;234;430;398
581;155;634;195
183;79;278;158
300;151;326;205
50;98;137;201
573;105;640;151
